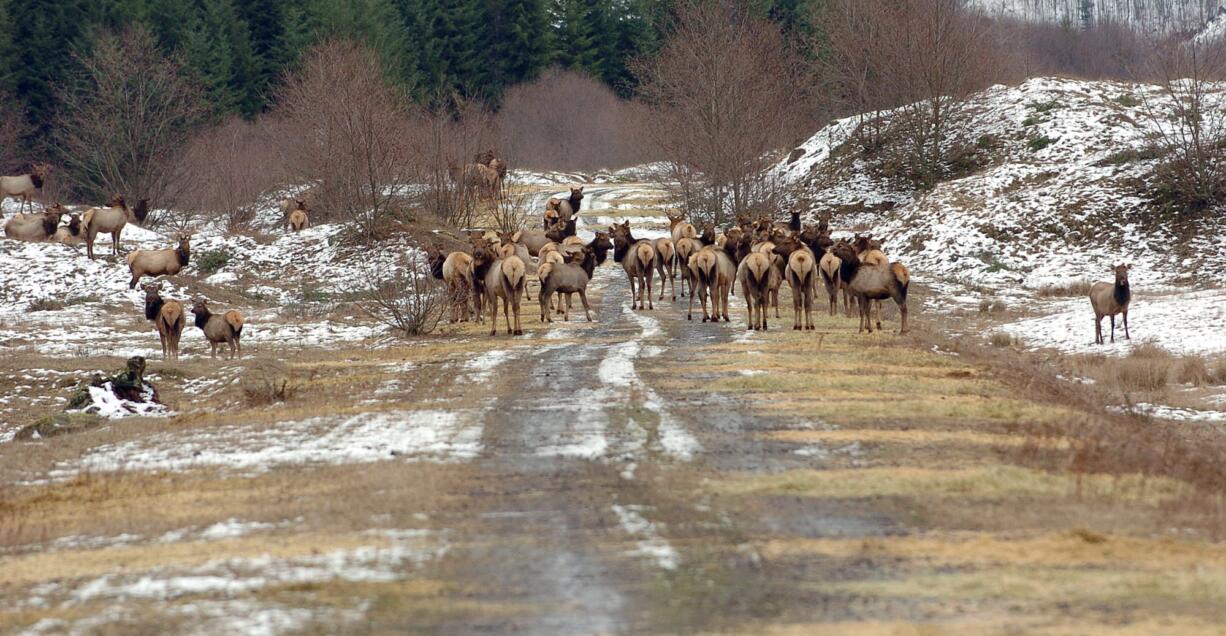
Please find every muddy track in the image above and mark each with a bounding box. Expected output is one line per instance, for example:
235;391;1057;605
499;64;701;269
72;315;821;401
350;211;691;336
427;188;893;633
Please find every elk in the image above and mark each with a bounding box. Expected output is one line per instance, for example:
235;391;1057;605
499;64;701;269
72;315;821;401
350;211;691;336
855;234;889;326
143;282;185;361
1090;264;1131;344
509;228;552;257
831;242;910;334
738;251;774;330
83;195;148;259
674;237;703;298
539;246;598;322
611;221;656;310
126;233;191;289
544;199;561;228
191;298;244;359
654;237;677;301
773;236;817;330
474;243;526;336
288;200;309;232
545;218;577;243
442;250;478;323
687;245;737;323
53;212;83;245
668;212;698;245
3;204;64;242
819;239;853;316
1;163;50;215
772;211;802;234
555;187;584;223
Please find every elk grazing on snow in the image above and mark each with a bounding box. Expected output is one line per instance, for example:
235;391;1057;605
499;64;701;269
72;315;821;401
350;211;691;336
83;195;148;259
611;221;657;310
1;163;50;215
831;242;910;334
1090;264;1131;344
126;233;191;289
473;242;526;336
3;203;64;242
143;282;185;361
191;298;244;359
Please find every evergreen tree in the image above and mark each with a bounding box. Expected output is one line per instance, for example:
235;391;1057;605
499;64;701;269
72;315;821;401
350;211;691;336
497;0;551;86
551;0;602;75
304;0;417;89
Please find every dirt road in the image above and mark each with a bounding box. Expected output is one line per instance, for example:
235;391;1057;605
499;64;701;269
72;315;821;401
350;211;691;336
3;184;1223;635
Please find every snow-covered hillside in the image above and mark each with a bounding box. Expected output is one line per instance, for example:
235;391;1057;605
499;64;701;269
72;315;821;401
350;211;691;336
779;77;1226;290
972;0;1223;35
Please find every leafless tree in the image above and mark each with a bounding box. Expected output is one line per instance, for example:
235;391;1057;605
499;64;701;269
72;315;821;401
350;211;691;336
174;117;290;230
53;25;210;216
496;68;656;171
636;0;810;226
0;96;31;175
275;40;419;239
356;255;446;337
411;96;496;229
1137;35;1226;213
818;0;1000;187
488;175;533;233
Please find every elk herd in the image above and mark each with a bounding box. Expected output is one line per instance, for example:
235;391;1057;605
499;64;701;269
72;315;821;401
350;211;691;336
2;163;244;361
428;193;914;337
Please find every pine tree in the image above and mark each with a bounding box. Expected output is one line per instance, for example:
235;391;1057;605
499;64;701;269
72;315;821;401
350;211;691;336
551;0;602;75
304;0;417;89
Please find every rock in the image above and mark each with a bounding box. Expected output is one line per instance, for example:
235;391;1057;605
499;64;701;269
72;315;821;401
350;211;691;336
15;413;102;441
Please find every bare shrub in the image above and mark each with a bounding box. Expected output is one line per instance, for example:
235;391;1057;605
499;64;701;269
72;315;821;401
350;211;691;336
1136;35;1226;215
174;117;289;230
488;176;533;233
637;0;810;226
496;68;655;171
1173;356;1212;386
275;40;419;238
989;332;1013;347
356;257;446;337
241;361;300;406
54;25;210;218
998;18;1146;80
817;0;1001;188
1035;281;1093;298
412;97;496;230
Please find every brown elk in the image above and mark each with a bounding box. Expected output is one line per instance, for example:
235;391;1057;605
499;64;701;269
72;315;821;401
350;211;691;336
126;233;191;289
143;282;185;361
687;245;737;322
773;236;817;330
611;221;656;310
855;234;889;325
191;298;244;359
772;211;802;234
1090;264;1131;344
53;212;83;245
831;242;910;334
473;243;526;336
674;237;703;298
819;239;852;316
738;251;774;330
555;187;584;223
1;163;50;215
84;195;148;259
509;228;553;257
539;246;598;322
654;237;677;301
441;249;478;323
4;203;64;242
288;200;309;232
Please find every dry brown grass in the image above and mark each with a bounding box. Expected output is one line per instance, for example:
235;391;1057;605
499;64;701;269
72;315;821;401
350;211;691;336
1035;280;1093;298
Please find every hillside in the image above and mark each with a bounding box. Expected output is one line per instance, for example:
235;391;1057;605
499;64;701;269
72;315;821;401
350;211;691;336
780;77;1226;286
972;0;1223;34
